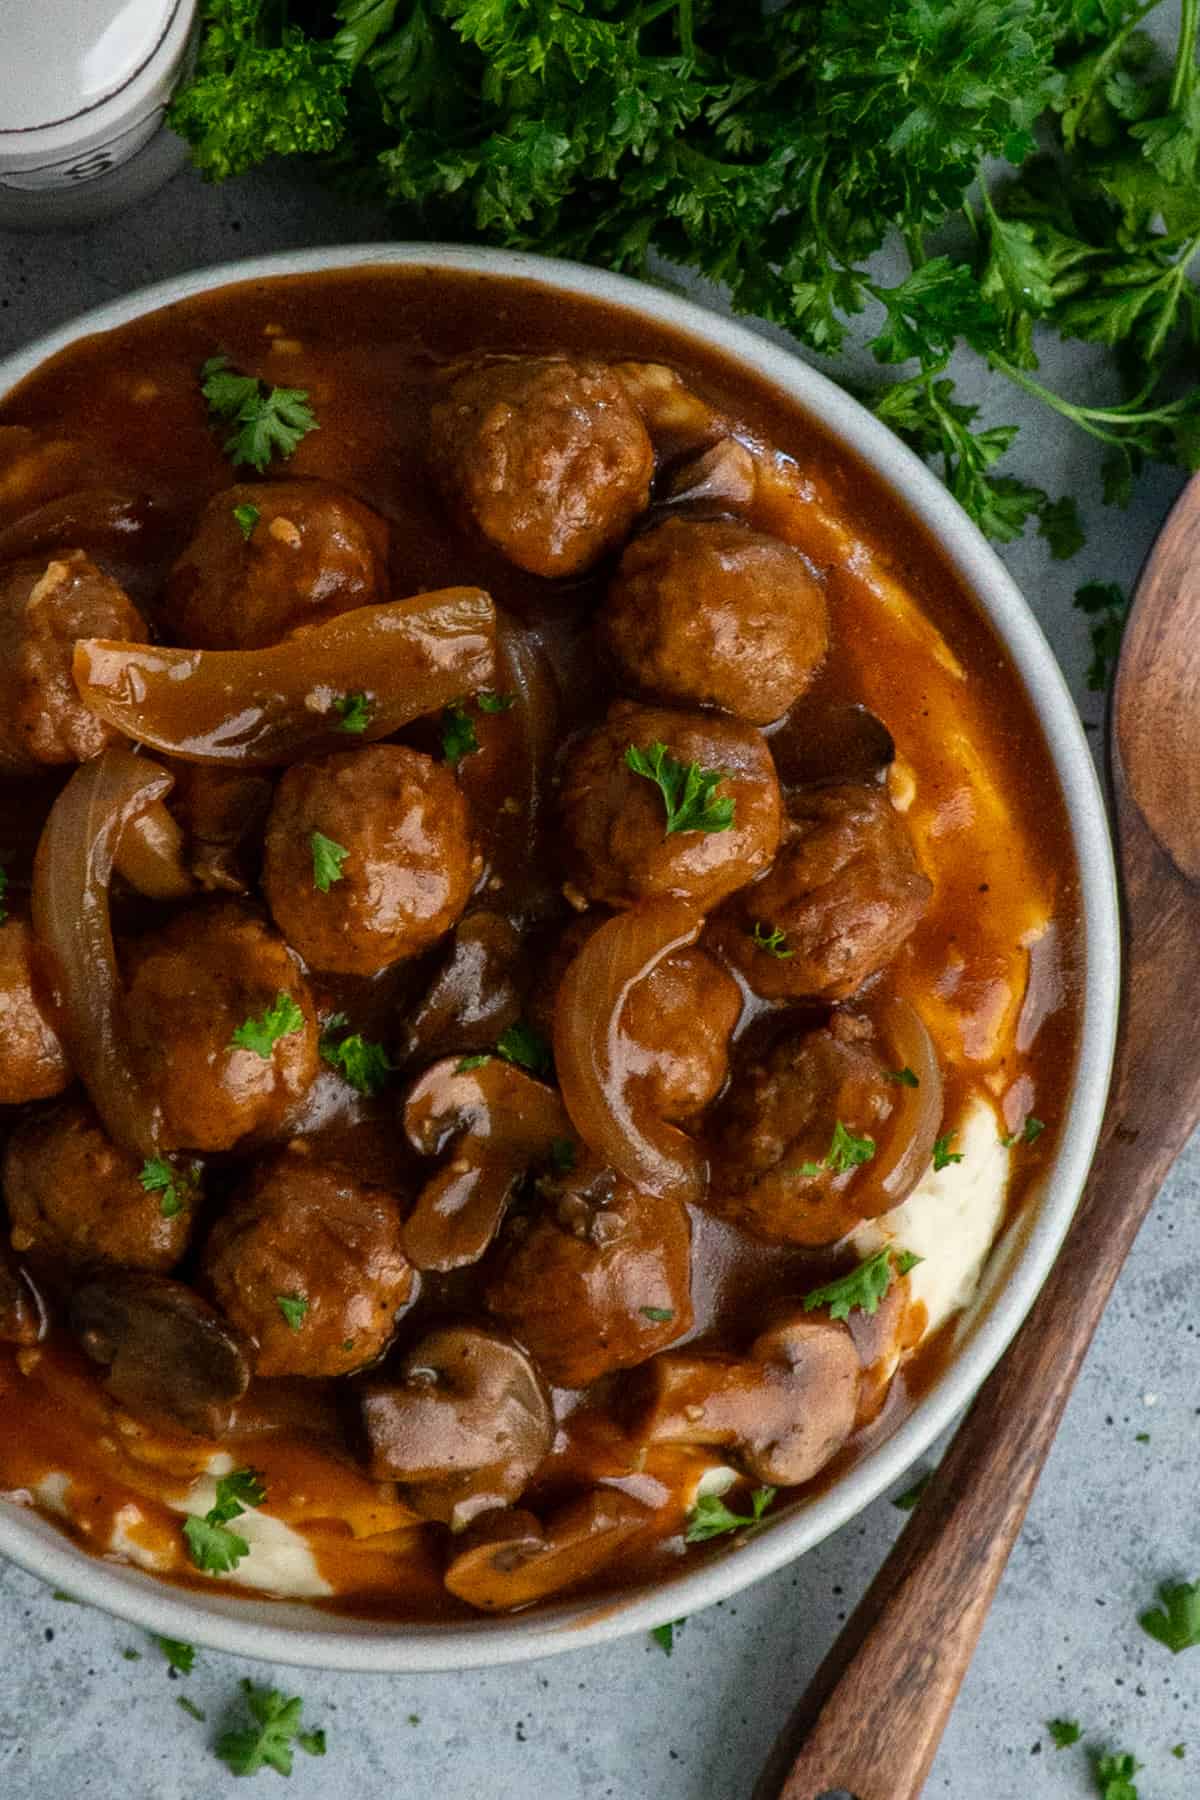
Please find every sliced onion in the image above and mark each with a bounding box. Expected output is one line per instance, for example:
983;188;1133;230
114;800;196;901
32;746;174;1157
73;587;497;766
554;900;706;1204
860;995;943;1217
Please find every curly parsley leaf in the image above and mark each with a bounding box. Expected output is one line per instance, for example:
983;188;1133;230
230;991;305;1059
749;921;793;960
139;1156;197;1221
319;1015;395;1096
932;1132;964;1171
801;1246;922;1323
216;1679;328;1778
1140;1579;1200;1653
477;690;515;713
625;741;734;836
496;1020;554;1080
685;1485;776;1544
183;1514;252;1577
199;355;318;472
796;1120;877;1179
276;1293;309;1332
650;1618;685;1655
310;829;349;893
886;1066;920;1088
333;690;371;733
211;1468;267;1522
155;1636;197;1675
1092;1749;1141;1799
232;501;260;541
441;701;479;765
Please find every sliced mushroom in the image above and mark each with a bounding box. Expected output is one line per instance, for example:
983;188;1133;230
663;437;757;512
769;699;895;793
0;1243;47;1345
626;1311;862;1487
401;1056;572;1271
444;1489;651;1612
360;1324;553;1530
70;1270;251;1438
397;913;524;1065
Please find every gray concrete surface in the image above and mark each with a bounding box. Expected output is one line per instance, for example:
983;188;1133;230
2;162;1200;1800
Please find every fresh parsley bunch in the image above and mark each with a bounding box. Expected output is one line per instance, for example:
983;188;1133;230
171;0;1200;573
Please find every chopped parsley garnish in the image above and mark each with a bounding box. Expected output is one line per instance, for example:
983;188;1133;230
1047;1718;1082;1750
155;1635;196;1674
139;1156;195;1221
893;1471;932;1512
276;1293;309;1332
795;1120;877;1179
231;502;260;541
932;1132;964;1171
650;1619;685;1655
215;1680;327;1778
1001;1116;1047;1148
456;1053;492;1073
640;1306;675;1324
1140;1579;1200;1654
441;701;480;765
749;921;793;959
625;741;734;836
177;1696;207;1723
1092;1750;1141;1799
0;864;7;925
496;1020;553;1081
333;691;371;734
886;1066;920;1088
685;1485;776;1544
183;1468;266;1576
319;1014;394;1096
802;1247;922;1323
230;992;305;1059
310;829;349;892
477;690;515;713
200;355;317;472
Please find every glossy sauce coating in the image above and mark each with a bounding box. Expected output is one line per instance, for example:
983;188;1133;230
0;267;1082;1621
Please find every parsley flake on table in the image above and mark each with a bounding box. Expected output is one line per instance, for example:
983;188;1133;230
893;1471;933;1512
1047;1718;1082;1749
139;1156;195;1221
749;921;793;959
1075;583;1131;693
310;829;349;892
333;690;371;733
932;1132;964;1171
625;742;735;836
230;992;305;1059
215;1680;328;1778
685;1486;776;1544
650;1618;685;1655
802;1247;921;1322
496;1020;553;1080
1140;1578;1200;1653
200;355;317;473
231;501;259;541
441;701;479;765
177;1696;207;1723
319;1015;395;1096
276;1293;309;1332
1092;1749;1141;1799
155;1635;197;1674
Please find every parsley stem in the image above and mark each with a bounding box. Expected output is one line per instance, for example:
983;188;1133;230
903;225;927;270
1065;0;1162;145
677;0;694;60
1170;0;1199;112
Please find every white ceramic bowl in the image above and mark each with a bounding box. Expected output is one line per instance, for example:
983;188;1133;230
0;244;1120;1671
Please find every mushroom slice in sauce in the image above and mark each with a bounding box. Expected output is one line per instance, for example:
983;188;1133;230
443;1489;652;1613
69;1271;251;1438
360;1325;553;1530
626;1312;862;1488
397;913;524;1066
401;1057;572;1272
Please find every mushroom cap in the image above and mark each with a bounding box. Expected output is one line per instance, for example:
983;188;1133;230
70;1270;251;1438
361;1324;553;1529
397;912;524;1066
444;1488;651;1612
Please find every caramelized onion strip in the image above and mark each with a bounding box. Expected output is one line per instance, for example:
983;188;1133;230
865;996;943;1215
73;587;497;766
554;900;706;1204
32;746;173;1157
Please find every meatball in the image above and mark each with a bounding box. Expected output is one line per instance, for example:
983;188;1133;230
428;357;654;577
709;783;931;1000
124;901;319;1152
486;1172;693;1388
560;702;781;911
601;516;828;724
166;481;389;650
0;551;146;772
706;1016;896;1246
4;1099;193;1273
532;919;740;1123
203;1149;414;1378
0;913;70;1105
262;746;478;977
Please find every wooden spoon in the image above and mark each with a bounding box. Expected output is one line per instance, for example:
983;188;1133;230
755;472;1200;1800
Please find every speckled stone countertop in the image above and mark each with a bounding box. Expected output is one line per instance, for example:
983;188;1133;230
1;163;1199;1800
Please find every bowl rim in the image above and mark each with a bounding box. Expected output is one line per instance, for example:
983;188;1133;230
0;241;1121;1671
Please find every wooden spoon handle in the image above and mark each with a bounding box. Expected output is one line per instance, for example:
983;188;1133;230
755;801;1200;1800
